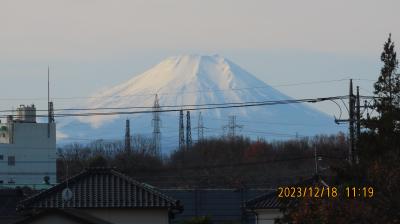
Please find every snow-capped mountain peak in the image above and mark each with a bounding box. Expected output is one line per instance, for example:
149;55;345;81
59;54;342;151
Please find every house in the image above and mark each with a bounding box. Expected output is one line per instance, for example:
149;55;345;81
245;191;285;224
16;167;183;224
0;104;56;188
245;175;331;224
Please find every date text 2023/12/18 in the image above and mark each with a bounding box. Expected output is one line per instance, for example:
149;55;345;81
277;186;374;199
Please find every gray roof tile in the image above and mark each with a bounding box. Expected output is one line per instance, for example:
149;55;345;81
18;168;178;209
246;191;286;209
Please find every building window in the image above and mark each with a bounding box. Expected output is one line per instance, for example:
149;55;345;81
8;156;15;166
0;180;3;184
0;155;3;160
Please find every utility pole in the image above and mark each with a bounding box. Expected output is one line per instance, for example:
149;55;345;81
335;79;363;165
125;119;131;151
355;86;361;164
314;145;318;175
349;79;355;164
179;110;185;149
186;111;192;149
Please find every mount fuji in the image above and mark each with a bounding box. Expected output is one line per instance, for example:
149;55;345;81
58;54;343;152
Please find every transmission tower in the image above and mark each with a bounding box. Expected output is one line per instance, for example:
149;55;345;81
152;94;161;157
179;110;185;149
125;119;131;151
224;115;243;138
186;111;192;149
197;112;204;141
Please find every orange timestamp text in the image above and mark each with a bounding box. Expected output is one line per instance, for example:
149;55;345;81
277;186;374;199
277;186;339;198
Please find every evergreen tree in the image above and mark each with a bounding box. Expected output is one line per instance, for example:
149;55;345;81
371;33;400;135
361;34;400;161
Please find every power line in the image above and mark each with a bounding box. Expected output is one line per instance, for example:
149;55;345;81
12;155;344;171
204;127;308;138
161;112;347;128
0;96;350;118
0;97;341;113
2;95;378;114
55;96;348;117
0;78;375;102
59;127;312;143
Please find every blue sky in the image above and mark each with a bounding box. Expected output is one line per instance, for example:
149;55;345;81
0;0;398;117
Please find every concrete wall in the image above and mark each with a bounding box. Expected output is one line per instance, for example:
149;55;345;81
26;214;80;224
162;189;267;224
82;208;169;224
0;122;56;188
20;209;169;224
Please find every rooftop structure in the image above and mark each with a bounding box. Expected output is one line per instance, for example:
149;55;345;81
0;104;56;189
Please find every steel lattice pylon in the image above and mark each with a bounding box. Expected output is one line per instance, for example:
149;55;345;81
152;94;161;157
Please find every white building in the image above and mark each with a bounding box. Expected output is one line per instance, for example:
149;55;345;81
0;104;56;188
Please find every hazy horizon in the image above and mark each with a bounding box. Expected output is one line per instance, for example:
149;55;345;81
1;0;399;118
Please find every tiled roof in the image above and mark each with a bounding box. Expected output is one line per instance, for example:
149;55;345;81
18;167;179;210
246;191;285;209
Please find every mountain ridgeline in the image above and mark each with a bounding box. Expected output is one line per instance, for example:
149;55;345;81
59;54;343;152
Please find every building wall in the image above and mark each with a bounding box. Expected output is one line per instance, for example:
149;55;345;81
25;214;80;224
0;122;56;188
82;208;169;224
256;209;282;224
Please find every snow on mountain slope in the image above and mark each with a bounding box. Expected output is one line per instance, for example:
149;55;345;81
59;54;343;151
